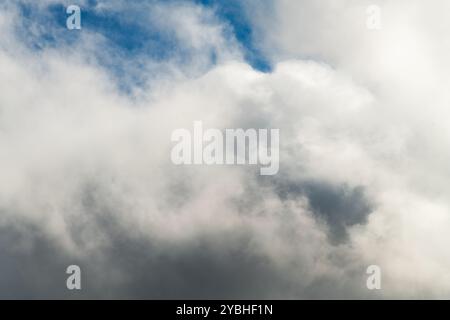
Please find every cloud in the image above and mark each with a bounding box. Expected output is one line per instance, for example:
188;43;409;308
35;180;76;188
0;0;450;299
247;0;450;298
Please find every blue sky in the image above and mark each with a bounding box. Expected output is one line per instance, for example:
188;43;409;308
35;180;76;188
15;0;271;80
196;0;271;71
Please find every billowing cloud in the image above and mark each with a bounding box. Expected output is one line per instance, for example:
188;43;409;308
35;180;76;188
0;0;449;299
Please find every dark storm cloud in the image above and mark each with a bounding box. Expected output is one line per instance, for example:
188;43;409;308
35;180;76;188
0;216;371;299
0;216;278;299
98;231;286;299
0;222;78;299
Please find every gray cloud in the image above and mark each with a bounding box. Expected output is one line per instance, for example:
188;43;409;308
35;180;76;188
0;212;372;299
274;180;373;244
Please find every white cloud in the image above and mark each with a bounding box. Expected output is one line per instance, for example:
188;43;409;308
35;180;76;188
1;0;450;298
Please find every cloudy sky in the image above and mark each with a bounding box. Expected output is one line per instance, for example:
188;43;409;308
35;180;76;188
1;0;450;299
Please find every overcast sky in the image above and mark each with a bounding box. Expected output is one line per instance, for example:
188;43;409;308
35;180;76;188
1;0;450;299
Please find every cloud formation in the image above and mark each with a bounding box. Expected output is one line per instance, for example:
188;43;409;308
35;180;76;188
0;0;450;299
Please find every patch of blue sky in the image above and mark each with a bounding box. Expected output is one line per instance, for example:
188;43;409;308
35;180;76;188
15;1;182;93
14;0;272;92
15;2;71;51
196;0;272;72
